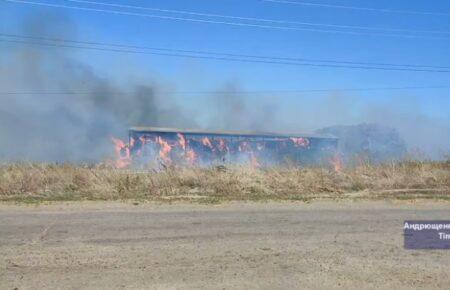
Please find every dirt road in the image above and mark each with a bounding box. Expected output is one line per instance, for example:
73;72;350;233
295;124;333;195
1;201;449;289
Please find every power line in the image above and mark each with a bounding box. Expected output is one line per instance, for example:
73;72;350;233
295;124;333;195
3;85;450;95
3;37;450;73
63;0;450;36
3;0;450;40
262;0;450;16
3;33;450;69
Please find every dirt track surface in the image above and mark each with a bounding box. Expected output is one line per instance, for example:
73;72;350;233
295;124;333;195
1;201;449;289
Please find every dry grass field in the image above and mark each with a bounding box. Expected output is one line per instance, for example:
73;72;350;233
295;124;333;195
0;160;449;203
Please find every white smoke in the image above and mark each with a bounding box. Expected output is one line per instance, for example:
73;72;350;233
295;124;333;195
1;13;449;162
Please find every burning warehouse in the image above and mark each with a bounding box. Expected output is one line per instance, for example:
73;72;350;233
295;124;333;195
113;127;338;168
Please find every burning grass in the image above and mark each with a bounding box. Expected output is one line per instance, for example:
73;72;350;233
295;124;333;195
0;161;449;203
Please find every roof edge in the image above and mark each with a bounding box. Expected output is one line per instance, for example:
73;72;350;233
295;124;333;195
129;127;337;139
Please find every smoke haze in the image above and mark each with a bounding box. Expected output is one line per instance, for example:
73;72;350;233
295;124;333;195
1;14;449;162
0;14;198;162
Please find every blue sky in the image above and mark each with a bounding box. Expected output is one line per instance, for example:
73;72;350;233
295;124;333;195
2;0;450;121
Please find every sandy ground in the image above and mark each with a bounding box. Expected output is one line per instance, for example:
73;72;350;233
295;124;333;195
0;200;449;289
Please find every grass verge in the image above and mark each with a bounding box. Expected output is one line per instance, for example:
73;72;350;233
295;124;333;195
0;161;449;203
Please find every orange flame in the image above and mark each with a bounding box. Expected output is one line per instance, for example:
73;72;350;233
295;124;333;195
112;132;324;169
156;136;172;164
290;137;309;147
111;137;132;168
177;133;186;150
330;153;343;172
218;138;228;152
185;149;197;165
202;137;213;149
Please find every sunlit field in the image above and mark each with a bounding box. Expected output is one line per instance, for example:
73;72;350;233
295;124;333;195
1;160;448;203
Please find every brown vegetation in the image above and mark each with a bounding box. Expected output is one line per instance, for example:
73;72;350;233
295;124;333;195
0;161;449;203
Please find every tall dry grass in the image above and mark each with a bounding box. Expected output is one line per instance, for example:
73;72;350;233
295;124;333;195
0;160;449;202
